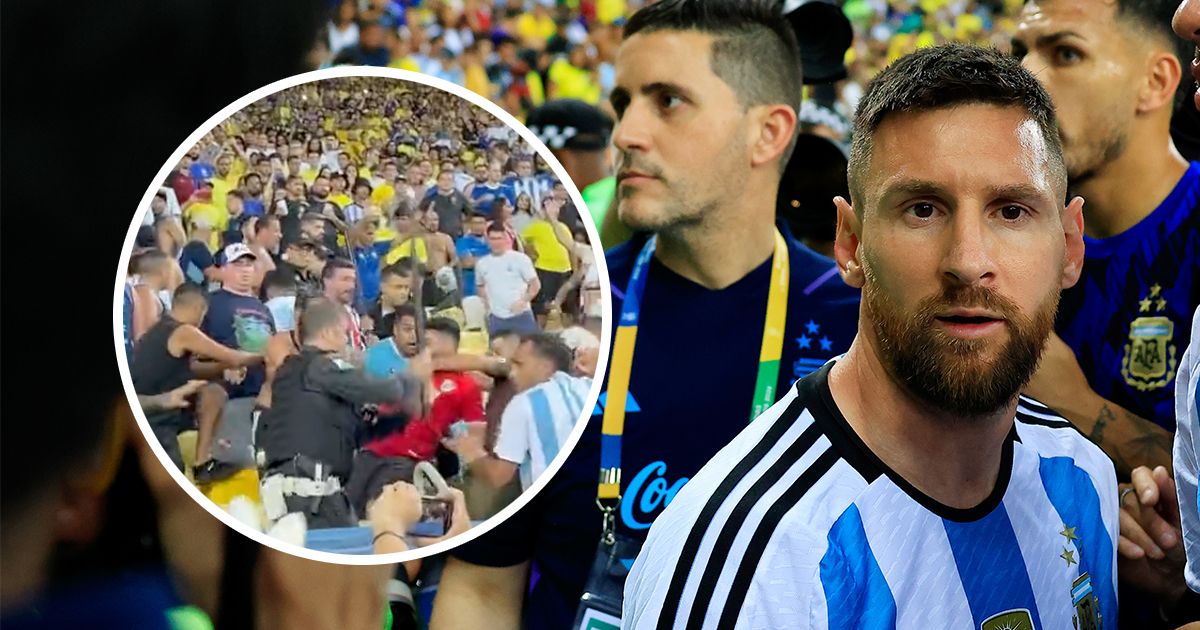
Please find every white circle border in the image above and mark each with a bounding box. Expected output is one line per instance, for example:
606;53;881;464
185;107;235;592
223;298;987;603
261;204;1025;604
112;65;613;566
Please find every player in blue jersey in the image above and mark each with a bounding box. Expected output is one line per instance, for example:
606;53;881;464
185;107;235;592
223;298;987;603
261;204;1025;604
627;44;1119;629
1014;0;1198;477
429;2;860;628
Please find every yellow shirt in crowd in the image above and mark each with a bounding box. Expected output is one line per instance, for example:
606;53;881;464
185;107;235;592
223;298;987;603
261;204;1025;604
521;220;574;273
548;58;600;104
184;202;227;253
517;13;556;44
385;237;429;265
597;0;627;24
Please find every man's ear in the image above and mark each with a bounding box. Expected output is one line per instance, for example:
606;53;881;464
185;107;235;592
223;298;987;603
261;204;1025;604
833;197;865;288
1136;51;1183;114
1061;196;1086;289
749;104;798;170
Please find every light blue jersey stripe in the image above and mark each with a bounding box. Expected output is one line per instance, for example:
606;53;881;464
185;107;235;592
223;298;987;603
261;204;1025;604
1038;456;1116;625
821;504;897;629
552;374;585;419
528;390;561;463
942;503;1043;629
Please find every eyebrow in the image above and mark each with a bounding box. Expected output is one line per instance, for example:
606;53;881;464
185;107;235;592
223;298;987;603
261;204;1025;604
881;179;1050;205
1015;30;1086;48
609;81;697;110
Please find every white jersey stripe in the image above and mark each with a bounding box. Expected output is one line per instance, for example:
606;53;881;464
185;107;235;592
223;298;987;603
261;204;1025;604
855;479;975;630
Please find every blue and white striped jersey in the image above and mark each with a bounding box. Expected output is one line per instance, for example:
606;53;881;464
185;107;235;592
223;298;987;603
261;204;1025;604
494;371;593;490
625;362;1119;630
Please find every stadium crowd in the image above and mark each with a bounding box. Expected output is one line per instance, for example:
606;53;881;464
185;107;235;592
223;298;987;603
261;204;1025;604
122;76;603;566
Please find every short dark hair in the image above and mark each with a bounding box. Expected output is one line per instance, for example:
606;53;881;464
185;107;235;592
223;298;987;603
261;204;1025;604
353;180;373;195
1114;0;1193;59
381;260;414;281
254;214;279;234
300;299;346;343
520;332;573;373
172;281;208;307
322;257;355;280
132;248;169;275
391;303;418;328
486;222;508;236
847;44;1066;208
623;0;801;164
263;269;296;296
241;172;262;185
426;316;461;345
226;189;245;201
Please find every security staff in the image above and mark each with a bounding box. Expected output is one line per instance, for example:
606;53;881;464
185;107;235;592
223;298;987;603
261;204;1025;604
256;298;430;529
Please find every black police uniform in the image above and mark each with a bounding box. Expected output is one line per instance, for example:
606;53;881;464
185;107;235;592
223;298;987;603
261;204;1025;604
256;345;417;528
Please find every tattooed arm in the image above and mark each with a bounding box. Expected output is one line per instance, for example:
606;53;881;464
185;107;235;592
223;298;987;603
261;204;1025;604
1025;333;1172;478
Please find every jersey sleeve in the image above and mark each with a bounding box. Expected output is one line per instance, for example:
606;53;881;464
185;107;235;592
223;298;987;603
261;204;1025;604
491;395;530;465
1176;306;1200;592
306;356;408;404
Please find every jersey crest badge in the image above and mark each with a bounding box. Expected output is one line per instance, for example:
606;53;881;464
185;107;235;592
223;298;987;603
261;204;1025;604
1121;284;1177;391
980;609;1034;630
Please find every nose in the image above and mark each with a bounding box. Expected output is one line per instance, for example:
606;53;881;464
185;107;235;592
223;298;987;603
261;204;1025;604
612;101;652;159
940;209;997;287
1175;0;1200;44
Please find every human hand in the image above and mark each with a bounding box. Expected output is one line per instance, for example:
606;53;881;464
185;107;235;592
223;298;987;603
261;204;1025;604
224;367;247;385
412;488;472;547
367;481;423;535
163;380;208;409
408;348;433;383
1117;465;1188;606
441;421;488;462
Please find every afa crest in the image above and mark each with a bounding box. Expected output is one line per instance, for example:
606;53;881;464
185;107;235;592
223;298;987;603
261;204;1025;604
1121;284;1177;391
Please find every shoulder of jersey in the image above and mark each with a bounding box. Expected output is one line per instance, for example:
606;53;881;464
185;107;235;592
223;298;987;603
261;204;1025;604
1013;395;1107;460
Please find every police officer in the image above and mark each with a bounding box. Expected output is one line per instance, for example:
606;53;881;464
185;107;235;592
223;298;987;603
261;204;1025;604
256;298;430;529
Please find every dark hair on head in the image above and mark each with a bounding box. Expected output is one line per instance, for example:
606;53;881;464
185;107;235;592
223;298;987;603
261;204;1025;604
132;248;170;275
241;172;262;185
623;0;802;167
172;281;209;307
520;332;573;373
381;260;414;280
486;222;508;235
391;303;418;327
300;298;347;343
426;316;461;345
847;44;1066;209
254;214;280;234
263;269;296;296
353;180;373;194
227;189;245;200
1110;0;1194;65
322;257;356;280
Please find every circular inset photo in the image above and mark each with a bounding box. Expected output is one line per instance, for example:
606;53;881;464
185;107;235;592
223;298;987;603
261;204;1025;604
113;67;611;564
